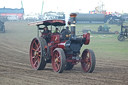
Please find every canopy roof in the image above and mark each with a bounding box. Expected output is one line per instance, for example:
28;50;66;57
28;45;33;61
28;19;66;26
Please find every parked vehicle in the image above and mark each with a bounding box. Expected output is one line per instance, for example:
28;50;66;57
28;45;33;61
118;22;128;41
0;20;5;33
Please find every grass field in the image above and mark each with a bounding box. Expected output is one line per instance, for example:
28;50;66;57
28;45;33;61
76;24;128;60
81;34;128;60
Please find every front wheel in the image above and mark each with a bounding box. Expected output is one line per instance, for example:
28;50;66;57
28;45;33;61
81;49;96;73
52;48;66;73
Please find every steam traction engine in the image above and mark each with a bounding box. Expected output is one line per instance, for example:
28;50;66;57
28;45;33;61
29;13;96;73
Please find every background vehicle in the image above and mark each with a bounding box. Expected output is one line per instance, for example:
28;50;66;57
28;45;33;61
0;20;5;33
29;13;96;73
118;21;128;41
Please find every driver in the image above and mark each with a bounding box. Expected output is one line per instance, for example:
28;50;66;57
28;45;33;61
42;26;51;43
42;26;51;34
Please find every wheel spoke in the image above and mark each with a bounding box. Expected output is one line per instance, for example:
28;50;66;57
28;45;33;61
86;63;91;71
34;40;40;49
55;62;60;71
36;46;41;52
32;47;36;51
57;56;61;63
38;54;41;57
85;57;90;63
32;55;35;59
33;56;37;62
34;60;38;67
34;41;38;48
55;63;58;70
37;55;40;62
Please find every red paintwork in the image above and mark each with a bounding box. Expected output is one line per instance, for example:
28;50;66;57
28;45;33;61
57;41;66;49
49;34;66;57
83;33;90;45
51;34;60;43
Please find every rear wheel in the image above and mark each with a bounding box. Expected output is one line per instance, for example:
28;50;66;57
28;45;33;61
118;35;125;41
30;37;47;70
81;49;96;73
52;48;66;73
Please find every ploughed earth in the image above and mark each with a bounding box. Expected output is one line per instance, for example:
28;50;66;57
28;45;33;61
0;22;128;85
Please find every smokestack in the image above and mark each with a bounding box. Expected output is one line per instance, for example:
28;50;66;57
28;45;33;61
70;13;77;36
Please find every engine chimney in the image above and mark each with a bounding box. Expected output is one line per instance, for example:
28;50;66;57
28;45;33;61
70;13;77;36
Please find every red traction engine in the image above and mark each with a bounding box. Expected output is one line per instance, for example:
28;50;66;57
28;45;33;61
29;13;96;73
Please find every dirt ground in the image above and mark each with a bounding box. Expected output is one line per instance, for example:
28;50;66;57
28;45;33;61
0;21;128;85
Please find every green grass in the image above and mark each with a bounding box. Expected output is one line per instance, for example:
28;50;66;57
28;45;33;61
81;34;128;60
75;23;128;60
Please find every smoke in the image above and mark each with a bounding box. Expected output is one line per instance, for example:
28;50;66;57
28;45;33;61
65;12;70;26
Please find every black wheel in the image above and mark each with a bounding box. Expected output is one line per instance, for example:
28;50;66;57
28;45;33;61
0;25;5;33
118;35;125;41
30;37;47;70
2;26;5;33
65;62;74;70
52;48;66;73
81;49;96;73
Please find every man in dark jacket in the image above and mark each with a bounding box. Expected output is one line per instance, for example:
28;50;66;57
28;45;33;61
42;26;51;42
42;26;51;34
61;26;71;40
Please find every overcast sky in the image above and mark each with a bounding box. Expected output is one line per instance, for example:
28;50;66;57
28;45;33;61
0;0;128;14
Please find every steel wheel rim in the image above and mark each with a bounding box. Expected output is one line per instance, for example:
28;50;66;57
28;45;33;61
118;35;125;41
81;50;92;72
30;38;41;69
52;50;61;72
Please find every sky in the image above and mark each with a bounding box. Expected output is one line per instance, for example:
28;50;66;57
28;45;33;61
0;0;128;15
